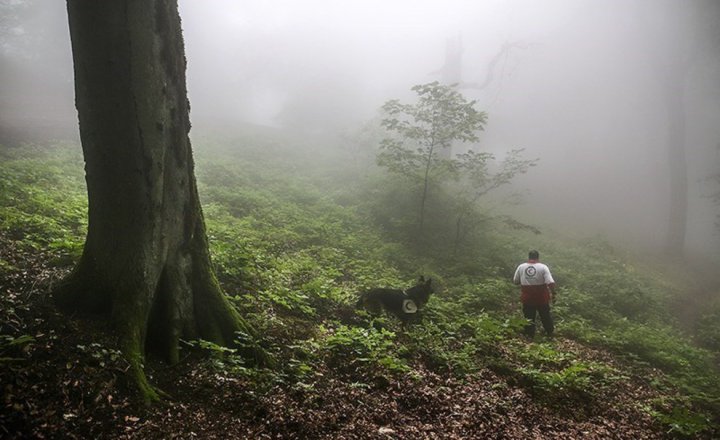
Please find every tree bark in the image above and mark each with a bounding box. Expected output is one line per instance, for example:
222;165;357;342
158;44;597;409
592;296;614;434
56;0;256;401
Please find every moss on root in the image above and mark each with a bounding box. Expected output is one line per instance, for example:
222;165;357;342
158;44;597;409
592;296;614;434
193;269;272;367
125;348;171;404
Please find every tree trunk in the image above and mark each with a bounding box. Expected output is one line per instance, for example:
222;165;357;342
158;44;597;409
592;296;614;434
663;70;688;256
420;143;435;233
453;213;464;255
56;0;256;401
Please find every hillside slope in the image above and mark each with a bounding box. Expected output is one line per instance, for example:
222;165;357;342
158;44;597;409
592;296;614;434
1;137;718;438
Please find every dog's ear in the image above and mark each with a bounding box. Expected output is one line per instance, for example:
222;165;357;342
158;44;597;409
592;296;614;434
426;278;432;285
419;275;425;283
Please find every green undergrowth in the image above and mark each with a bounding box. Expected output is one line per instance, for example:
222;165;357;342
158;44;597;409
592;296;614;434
0;144;86;265
1;137;719;437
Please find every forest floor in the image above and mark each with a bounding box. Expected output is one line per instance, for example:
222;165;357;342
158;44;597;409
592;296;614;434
1;231;679;439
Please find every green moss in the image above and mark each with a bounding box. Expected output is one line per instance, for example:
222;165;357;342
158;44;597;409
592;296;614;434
122;337;164;404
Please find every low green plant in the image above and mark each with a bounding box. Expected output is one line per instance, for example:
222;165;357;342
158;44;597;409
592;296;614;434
76;343;123;368
0;144;87;264
644;400;713;437
504;339;629;406
516;360;623;401
0;334;35;363
317;323;409;379
181;339;251;374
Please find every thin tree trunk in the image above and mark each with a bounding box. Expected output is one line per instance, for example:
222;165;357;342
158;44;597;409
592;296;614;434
453;213;464;254
56;0;258;401
663;73;688;256
420;143;435;233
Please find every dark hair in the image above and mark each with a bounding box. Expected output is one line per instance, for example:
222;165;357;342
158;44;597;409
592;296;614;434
529;250;539;260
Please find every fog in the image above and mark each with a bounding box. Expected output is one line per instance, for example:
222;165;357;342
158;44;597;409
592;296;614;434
1;0;719;260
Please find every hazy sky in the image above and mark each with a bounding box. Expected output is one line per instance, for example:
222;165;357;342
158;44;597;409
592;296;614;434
178;0;719;257
178;0;587;125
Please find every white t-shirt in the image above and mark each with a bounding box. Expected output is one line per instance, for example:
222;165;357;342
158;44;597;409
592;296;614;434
513;261;555;286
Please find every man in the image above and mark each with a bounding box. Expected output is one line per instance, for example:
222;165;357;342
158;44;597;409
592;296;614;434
513;250;557;338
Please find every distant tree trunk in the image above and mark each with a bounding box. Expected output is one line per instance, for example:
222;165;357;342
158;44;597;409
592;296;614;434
663;70;688;255
636;0;707;256
453;213;464;254
56;0;257;401
419;143;435;233
440;34;464;86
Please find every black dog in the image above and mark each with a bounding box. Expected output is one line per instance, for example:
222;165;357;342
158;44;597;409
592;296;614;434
356;276;434;322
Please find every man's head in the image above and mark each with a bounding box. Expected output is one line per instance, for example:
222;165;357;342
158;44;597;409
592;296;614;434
528;250;539;260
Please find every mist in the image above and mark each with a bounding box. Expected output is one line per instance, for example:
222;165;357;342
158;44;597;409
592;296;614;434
1;0;719;260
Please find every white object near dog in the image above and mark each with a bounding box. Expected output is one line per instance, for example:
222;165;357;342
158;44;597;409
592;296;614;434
402;299;418;314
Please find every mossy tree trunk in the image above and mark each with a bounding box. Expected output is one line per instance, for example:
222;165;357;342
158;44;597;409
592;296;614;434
57;0;256;401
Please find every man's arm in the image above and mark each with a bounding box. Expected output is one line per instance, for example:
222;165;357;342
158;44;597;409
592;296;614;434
512;265;522;285
544;265;556;302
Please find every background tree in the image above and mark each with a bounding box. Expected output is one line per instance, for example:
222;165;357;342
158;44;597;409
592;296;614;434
56;0;258;401
712;176;720;230
635;0;720;255
708;147;720;232
452;149;537;251
0;0;75;145
431;35;526;92
377;82;487;233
